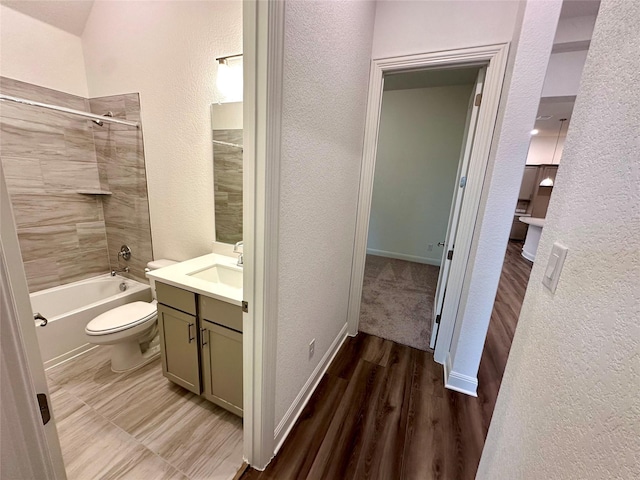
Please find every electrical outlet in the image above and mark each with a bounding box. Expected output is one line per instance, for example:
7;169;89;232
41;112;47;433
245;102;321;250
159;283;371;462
427;244;434;252
309;339;315;359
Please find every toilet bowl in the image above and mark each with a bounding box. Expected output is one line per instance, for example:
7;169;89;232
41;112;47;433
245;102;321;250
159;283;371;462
85;259;176;372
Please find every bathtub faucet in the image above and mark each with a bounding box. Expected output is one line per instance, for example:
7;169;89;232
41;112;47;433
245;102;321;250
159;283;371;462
111;266;130;276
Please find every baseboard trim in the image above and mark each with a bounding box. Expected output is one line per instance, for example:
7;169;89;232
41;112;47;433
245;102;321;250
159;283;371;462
366;248;441;266
44;344;98;370
274;323;349;454
444;353;478;397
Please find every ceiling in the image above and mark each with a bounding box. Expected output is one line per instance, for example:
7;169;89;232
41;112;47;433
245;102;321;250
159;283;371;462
559;0;600;19
384;67;479;91
533;97;576;137
1;0;95;36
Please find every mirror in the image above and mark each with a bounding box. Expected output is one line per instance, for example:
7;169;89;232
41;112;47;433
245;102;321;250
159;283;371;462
211;102;243;244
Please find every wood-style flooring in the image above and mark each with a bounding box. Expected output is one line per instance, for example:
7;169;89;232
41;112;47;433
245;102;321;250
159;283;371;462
46;346;244;480
241;241;532;480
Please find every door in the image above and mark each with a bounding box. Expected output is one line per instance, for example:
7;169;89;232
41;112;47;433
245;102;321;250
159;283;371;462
430;67;486;349
200;320;244;417
157;304;201;394
0;169;67;479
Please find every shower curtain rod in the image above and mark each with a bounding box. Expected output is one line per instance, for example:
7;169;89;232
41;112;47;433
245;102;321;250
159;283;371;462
212;139;243;150
0;94;140;128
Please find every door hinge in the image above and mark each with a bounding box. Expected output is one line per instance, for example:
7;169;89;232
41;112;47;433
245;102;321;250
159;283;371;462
447;250;454;260
37;393;50;425
459;176;467;188
242;301;249;313
475;93;482;106
435;314;441;325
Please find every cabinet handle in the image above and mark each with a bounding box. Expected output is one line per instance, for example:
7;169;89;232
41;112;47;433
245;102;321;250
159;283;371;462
188;323;194;343
201;328;207;347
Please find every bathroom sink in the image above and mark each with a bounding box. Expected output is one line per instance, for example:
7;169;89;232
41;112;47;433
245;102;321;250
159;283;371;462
187;264;243;290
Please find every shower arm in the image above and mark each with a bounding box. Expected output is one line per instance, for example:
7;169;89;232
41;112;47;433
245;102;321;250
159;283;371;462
0;94;140;128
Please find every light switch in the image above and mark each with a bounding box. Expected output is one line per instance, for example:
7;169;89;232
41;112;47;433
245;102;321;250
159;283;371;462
542;242;568;293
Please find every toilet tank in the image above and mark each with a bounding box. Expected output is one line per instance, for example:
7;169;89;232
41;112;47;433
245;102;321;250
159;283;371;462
146;259;177;300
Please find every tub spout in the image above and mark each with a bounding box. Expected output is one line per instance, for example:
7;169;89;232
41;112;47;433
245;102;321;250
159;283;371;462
111;266;130;276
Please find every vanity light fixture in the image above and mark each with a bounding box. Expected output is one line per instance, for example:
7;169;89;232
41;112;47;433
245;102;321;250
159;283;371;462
216;53;243;103
530;129;539;135
539;118;567;188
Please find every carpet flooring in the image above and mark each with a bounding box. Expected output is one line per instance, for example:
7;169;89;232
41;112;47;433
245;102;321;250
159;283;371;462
358;255;439;351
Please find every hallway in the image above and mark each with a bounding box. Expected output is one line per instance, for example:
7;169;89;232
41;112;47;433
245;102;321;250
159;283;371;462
241;241;532;479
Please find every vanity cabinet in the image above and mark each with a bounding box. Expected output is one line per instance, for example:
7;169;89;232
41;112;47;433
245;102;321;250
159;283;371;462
157;303;201;394
156;281;243;417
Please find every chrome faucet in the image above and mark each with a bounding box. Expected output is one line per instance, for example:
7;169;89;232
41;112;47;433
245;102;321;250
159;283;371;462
234;241;244;267
111;266;130;276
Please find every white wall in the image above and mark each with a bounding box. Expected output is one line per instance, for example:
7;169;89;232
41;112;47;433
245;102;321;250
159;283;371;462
82;1;242;261
478;1;640;476
0;5;88;97
526;134;565;165
275;0;376;426
372;0;519;59
446;0;562;391
368;85;473;264
541;49;588;98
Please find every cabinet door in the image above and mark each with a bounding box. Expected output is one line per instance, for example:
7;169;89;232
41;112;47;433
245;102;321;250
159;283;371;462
201;320;243;417
158;304;201;394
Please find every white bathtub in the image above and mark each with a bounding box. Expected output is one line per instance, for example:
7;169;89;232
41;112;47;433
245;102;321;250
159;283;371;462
31;274;152;368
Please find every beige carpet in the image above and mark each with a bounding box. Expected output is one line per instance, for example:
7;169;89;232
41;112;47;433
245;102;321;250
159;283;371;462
358;255;440;351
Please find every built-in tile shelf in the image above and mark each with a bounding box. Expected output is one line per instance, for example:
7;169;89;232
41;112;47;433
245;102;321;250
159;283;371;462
76;190;113;195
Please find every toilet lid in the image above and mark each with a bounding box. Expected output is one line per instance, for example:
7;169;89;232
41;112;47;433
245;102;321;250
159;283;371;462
86;301;157;335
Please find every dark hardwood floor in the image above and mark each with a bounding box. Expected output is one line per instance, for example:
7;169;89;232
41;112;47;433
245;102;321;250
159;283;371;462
241;241;532;480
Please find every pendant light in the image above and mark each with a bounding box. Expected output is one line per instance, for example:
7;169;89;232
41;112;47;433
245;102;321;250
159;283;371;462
539;118;567;187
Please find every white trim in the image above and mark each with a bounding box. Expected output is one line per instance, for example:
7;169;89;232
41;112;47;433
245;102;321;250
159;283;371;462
346;45;510;365
366;248;441;267
444;353;478;397
242;0;284;470
273;324;349;454
43;344;98;370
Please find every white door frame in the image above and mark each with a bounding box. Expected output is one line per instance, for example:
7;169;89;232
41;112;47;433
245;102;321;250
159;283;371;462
242;0;284;470
0;167;67;479
346;44;509;366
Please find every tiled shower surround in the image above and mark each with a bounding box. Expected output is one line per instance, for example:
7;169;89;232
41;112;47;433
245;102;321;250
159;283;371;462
0;77;152;292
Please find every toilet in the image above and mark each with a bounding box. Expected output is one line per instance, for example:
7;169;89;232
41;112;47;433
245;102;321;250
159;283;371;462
85;259;176;373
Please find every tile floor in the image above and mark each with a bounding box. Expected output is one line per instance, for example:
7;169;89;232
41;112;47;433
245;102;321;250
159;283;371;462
46;346;243;480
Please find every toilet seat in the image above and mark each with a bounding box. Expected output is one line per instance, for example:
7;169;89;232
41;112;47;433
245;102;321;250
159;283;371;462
86;301;157;336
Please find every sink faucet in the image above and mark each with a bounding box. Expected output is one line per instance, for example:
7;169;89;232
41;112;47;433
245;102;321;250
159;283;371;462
234;241;244;267
111;266;130;276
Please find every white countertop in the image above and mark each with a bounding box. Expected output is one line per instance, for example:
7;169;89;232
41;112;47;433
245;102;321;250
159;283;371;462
519;216;545;228
146;253;243;306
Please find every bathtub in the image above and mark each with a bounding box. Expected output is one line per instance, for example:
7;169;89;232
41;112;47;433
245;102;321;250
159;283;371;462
31;274;152;369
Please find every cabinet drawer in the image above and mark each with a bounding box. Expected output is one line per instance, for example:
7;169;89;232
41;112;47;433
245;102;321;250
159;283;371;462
156;282;196;315
199;296;242;333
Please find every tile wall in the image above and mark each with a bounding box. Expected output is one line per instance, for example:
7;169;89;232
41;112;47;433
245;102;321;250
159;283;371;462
90;94;153;284
213;130;243;244
0;77;152;291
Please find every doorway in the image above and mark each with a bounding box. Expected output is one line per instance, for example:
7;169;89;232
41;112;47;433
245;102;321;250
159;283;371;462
359;66;482;351
347;44;510;365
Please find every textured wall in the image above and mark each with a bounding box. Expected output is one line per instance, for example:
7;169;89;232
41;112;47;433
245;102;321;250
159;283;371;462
0;5;88;97
368;85;473;264
372;0;519;59
90;94;153;284
0;77;109;292
82;1;242;261
275;0;376;425
446;0;562;387
478;1;640;477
